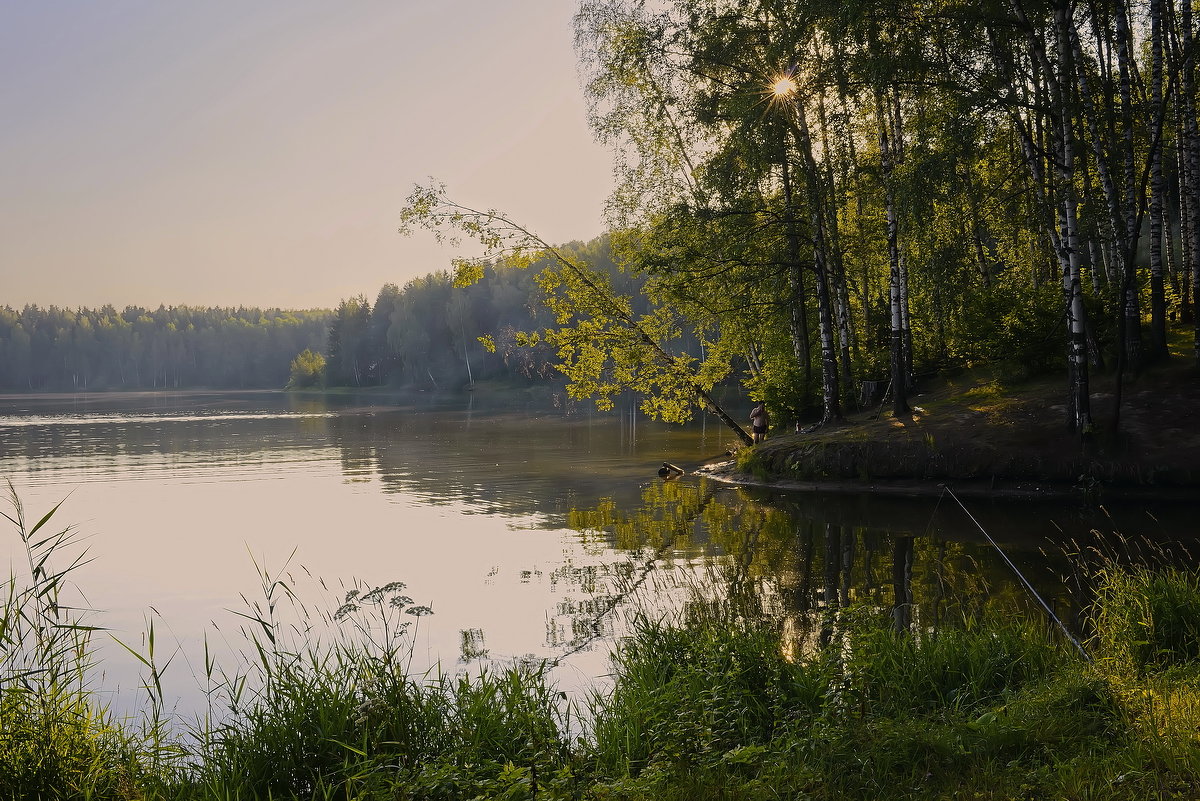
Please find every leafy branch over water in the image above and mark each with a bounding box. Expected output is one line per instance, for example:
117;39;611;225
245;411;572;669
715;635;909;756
400;182;754;445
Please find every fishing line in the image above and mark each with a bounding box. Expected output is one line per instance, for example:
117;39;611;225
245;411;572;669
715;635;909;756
939;484;1091;662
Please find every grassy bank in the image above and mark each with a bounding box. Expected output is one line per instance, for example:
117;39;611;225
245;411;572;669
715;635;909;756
4;492;1200;800
726;347;1200;497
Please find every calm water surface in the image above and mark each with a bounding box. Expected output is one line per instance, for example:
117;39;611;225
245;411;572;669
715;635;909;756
0;390;1192;724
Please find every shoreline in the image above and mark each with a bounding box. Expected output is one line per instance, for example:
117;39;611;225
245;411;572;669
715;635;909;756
694;459;1200;502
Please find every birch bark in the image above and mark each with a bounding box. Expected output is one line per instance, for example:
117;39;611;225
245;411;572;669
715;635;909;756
876;90;911;417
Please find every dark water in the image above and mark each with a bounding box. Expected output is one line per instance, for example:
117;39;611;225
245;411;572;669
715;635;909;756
0;390;1193;721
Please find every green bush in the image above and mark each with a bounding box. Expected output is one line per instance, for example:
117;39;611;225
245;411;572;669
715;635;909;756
285;348;326;389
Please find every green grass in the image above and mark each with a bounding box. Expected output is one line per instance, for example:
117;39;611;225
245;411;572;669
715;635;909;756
0;482;174;800
4;489;1200;800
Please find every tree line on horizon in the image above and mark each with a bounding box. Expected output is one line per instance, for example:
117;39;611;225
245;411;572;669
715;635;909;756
311;237;684;391
0;240;662;396
0;305;330;392
0;240;647;394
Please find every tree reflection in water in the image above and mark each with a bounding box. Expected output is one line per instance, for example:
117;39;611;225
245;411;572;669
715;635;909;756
551;480;1070;666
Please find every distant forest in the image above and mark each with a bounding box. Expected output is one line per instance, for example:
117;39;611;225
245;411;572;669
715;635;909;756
0;305;330;392
316;237;661;390
0;238;641;394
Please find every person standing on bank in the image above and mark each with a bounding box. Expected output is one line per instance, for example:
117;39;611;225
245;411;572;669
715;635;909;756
750;401;769;444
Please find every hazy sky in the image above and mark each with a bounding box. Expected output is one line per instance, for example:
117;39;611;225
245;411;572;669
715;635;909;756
1;1;615;310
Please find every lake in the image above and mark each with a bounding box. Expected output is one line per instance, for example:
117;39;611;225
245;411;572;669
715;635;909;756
0;390;1192;726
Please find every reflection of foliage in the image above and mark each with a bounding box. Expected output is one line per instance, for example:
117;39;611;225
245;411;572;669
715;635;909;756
558;481;1068;670
551;484;718;662
459;628;489;662
567;481;715;552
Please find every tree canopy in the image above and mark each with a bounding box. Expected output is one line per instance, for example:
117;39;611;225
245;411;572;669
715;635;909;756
562;0;1200;432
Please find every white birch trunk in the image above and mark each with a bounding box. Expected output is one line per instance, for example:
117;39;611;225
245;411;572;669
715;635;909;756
876;91;910;417
1149;0;1169;358
789;105;843;426
1056;3;1092;431
780;153;812;385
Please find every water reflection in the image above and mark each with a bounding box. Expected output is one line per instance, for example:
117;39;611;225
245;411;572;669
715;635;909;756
544;481;1081;664
0;390;1193;722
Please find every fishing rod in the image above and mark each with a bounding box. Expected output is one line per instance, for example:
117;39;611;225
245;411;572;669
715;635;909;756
937;484;1091;662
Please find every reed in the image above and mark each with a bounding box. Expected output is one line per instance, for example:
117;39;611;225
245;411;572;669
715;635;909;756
0;483;171;800
4;488;1200;800
180;568;576;800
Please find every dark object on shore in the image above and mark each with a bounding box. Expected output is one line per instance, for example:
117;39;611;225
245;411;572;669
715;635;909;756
658;462;685;480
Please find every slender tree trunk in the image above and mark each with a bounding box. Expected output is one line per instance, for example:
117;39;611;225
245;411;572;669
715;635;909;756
1150;0;1169;358
780;152;812;389
834;257;855;407
1089;239;1104;292
876;90;910;417
900;250;915;388
817;94;856;406
788;105;843;426
893;93;916;392
1115;0;1143;370
1178;96;1196;323
1163;131;1181;303
965;166;994;288
1186;0;1200;358
1016;0;1096;431
1056;4;1093;431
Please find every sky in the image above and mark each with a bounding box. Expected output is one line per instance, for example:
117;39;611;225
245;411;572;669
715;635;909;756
0;1;615;310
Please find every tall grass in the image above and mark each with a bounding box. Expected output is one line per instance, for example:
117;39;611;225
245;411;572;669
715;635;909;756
1092;565;1200;673
1085;555;1200;793
4;487;1200;800
0;483;169;800
588;612;833;779
183;568;577;800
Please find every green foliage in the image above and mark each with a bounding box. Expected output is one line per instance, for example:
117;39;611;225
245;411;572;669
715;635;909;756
949;280;1063;376
285;348;325;389
398;185;753;442
574;0;1200;430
